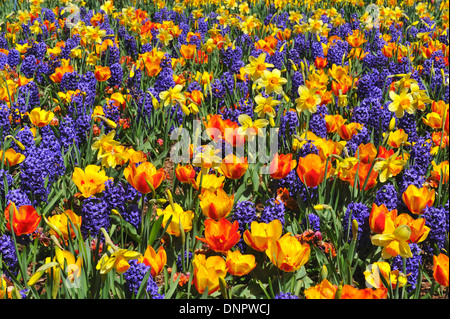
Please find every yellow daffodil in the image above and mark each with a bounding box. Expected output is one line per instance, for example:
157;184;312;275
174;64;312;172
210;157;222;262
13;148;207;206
254;94;280;118
371;224;413;259
373;150;407;183
388;89;416;118
295;85;322;114
96;246;141;275
159;85;185;107
244;53;274;81
255;69;287;95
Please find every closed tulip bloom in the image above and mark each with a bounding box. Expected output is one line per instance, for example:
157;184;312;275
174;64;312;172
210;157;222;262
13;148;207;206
192;172;225;192
356;143;377;164
430;160;449;184
219;154;248;180
369;203;397;234
29;107;55;127
337;122;363;141
269;153;297;179
156;203;194;237
349;162;379;191
243;219;283;252
198;188;234;220
141;245;167;277
72;165;110;198
401;184;435;215
47;210;82;240
0;148;25;166
175;164;196;184
387;129;409;148
371;224;413;259
314;138;344;161
192;254;228;295
433;253;449;287
196;218;240;253
225;250;256;276
296;153;331;188
4;202;42;236
265;233;311;272
124;161;165;194
94;65;111;82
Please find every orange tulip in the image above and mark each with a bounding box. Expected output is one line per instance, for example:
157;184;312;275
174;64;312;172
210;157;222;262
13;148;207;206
430;160;449;184
192;254;227;295
314;56;328;69
196;218;241;253
4;202;41;236
124;161;165;194
401;184;435;215
50;65;74;83
94;65;111;82
314;138;344;161
243;219;283;252
198;188;234;220
265;233;311;272
180;44;196;59
369;203;398;234
349;162;378;191
225;250;256;276
0;148;25;166
340;285;387;299
269;153;297;179
204;114;225;141
304;279;338;299
219;154;248;180
324;114;345;133
337;122;363;141
175;164;196;184
356;143;377;164
223;119;245;147
433;253;449;287
141;245;167;277
296;153;331;188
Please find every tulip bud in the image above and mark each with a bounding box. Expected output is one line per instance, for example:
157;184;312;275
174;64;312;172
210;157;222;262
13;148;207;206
319;265;328;281
389;117;396;131
219;276;228;299
352;219;359;241
335;282;343;299
4;135;25;151
111;209;122;218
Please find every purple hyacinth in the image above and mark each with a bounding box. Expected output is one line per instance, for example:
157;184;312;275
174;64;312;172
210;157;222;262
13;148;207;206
123;259;165;299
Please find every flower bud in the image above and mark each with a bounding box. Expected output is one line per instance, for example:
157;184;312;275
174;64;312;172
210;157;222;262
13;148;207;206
352;219;359;241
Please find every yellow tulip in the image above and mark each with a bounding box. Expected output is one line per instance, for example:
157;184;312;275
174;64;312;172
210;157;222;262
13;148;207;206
72;165;110;198
29;107;55;127
266;233;311;272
